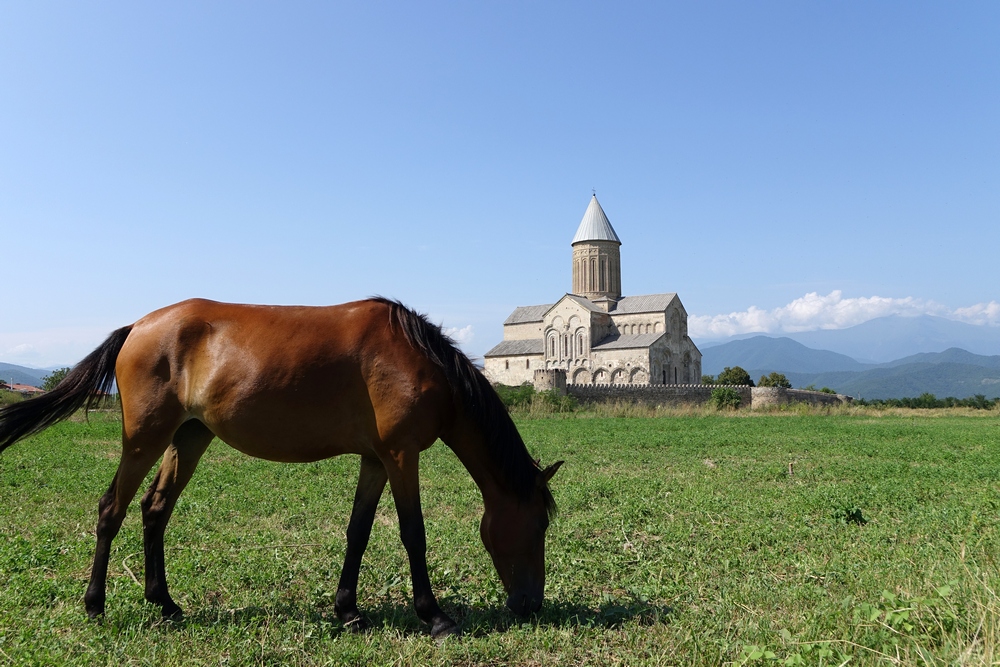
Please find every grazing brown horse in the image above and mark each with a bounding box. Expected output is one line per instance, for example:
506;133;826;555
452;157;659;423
0;298;562;637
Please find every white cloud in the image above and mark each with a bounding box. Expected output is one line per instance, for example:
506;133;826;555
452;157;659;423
443;324;475;347
952;301;1000;326
690;291;1000;339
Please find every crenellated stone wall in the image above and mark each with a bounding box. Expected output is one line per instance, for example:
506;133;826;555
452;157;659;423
552;380;852;409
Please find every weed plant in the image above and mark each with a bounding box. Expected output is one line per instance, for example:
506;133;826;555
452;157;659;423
1;410;1000;665
0;389;23;406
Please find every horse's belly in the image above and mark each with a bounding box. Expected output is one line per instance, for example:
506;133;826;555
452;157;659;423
215;430;374;463
200;403;379;463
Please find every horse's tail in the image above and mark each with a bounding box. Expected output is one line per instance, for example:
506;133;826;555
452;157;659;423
0;325;132;453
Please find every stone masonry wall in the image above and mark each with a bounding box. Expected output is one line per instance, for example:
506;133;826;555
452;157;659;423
533;369;567;394
750;387;852;408
565;383;852;409
567;384;752;407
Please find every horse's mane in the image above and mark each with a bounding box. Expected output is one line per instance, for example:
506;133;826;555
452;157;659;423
374;297;555;516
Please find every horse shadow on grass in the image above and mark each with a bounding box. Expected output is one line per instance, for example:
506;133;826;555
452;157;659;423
169;594;674;638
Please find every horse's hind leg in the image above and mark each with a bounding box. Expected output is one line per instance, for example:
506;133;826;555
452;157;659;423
335;455;388;631
84;430;174;618
139;419;214;618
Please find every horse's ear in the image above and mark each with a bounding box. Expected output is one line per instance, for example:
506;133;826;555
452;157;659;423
540;460;564;484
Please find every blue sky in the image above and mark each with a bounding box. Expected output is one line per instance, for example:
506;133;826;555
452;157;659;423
2;2;997;367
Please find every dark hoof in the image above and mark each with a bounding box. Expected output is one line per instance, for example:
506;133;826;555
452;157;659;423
336;607;370;634
161;604;184;620
342;614;370;634
430;616;460;640
86;608;104;622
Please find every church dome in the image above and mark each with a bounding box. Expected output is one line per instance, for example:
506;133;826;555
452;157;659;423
571;194;621;245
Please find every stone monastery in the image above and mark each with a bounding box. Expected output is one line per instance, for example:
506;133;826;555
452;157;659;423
484;195;702;386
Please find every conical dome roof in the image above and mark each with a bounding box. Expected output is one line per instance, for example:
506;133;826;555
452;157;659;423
571;194;621;244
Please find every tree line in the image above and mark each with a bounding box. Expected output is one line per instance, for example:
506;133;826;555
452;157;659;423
701;366;793;389
857;393;999;410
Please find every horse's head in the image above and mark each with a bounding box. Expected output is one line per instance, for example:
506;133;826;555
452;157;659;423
479;460;563;616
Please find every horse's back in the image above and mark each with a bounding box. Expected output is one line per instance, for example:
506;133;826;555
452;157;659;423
115;299;453;462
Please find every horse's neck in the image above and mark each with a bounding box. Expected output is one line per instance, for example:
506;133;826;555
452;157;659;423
442;413;511;506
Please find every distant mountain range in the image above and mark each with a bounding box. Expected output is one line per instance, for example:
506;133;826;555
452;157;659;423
699;315;1000;363
700;336;1000;400
0;362;55;388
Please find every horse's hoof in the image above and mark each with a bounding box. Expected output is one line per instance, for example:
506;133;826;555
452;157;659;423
85;603;105;621
337;607;370;634
342;615;370;634
161;603;184;620
430;617;460;641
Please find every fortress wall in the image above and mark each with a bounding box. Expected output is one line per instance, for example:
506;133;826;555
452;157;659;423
533;369;567;394
751;387;852;408
567;384;752;407
563;382;852;409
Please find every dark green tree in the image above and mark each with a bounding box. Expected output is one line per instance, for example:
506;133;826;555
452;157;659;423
717;366;753;386
701;374;716;385
42;367;70;392
758;372;791;388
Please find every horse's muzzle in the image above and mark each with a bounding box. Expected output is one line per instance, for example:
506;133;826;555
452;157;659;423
506;592;543;616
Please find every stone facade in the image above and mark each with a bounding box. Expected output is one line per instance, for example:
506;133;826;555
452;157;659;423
533;369;567;394
485;195;702;386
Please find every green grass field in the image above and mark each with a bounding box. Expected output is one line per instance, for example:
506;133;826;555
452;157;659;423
1;408;999;665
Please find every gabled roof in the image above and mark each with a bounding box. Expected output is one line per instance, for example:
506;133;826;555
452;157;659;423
550;293;605;315
591;332;666;350
571;195;621;245
484;339;545;357
614;293;678;314
504;304;553;325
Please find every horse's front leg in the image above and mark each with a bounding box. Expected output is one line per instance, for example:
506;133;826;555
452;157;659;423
383;451;459;638
335;455;388;631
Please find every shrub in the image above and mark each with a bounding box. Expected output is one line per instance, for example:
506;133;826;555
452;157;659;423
701;374;716;385
493;383;536;409
493;383;577;413
533;390;578;413
757;372;791;388
711;386;742;410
